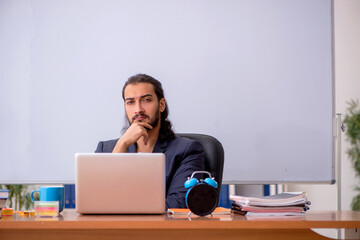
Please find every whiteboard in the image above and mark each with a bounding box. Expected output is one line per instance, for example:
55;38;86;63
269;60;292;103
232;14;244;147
0;0;334;184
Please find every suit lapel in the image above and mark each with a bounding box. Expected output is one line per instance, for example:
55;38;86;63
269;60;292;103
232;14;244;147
153;139;167;153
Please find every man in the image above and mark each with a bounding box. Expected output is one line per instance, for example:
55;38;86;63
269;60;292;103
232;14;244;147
95;74;205;208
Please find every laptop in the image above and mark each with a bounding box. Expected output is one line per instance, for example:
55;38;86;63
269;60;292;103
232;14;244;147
75;153;166;214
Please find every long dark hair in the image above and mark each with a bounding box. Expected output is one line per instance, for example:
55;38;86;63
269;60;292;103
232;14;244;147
122;74;175;141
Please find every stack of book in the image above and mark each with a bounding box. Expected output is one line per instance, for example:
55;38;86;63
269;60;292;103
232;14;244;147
0;189;10;218
230;192;310;216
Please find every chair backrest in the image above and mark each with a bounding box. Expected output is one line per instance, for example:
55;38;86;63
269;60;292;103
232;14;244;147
177;133;224;202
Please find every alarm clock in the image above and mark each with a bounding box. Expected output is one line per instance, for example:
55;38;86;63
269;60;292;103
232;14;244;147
184;171;218;216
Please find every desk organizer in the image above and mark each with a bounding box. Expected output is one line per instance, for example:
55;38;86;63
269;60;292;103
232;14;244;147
34;201;59;218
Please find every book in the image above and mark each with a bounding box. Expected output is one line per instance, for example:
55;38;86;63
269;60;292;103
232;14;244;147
230;192;308;207
219;185;232;208
64;184;76;209
0;189;10;199
168;207;231;215
234;199;309;207
234;204;307;213
245;213;306;220
246;212;305;217
0;199;8;208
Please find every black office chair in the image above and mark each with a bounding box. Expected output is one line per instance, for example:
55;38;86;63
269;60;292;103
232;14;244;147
177;133;224;204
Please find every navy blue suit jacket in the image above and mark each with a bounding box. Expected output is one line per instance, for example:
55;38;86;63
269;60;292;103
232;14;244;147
95;136;205;209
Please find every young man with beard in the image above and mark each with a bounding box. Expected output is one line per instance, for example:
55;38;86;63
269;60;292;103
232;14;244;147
95;74;205;208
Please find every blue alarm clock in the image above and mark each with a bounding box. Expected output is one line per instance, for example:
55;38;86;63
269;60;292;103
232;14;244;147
184;171;218;216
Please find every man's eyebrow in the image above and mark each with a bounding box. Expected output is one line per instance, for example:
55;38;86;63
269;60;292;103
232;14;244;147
124;94;153;101
140;94;153;98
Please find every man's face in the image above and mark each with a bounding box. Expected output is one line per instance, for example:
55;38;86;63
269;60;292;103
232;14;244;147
123;83;165;128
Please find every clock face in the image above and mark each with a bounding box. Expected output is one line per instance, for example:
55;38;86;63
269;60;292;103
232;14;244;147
186;183;218;216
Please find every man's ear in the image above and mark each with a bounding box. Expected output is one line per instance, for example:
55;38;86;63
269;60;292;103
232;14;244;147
160;98;166;112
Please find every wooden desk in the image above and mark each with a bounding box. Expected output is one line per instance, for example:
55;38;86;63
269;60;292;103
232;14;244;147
1;210;359;240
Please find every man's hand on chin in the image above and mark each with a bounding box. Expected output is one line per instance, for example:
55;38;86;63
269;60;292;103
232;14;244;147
112;122;153;153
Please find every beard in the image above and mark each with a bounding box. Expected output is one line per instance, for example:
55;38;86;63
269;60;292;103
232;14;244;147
122;104;160;133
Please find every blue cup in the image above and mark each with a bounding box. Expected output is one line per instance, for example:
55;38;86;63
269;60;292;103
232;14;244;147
31;186;65;212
